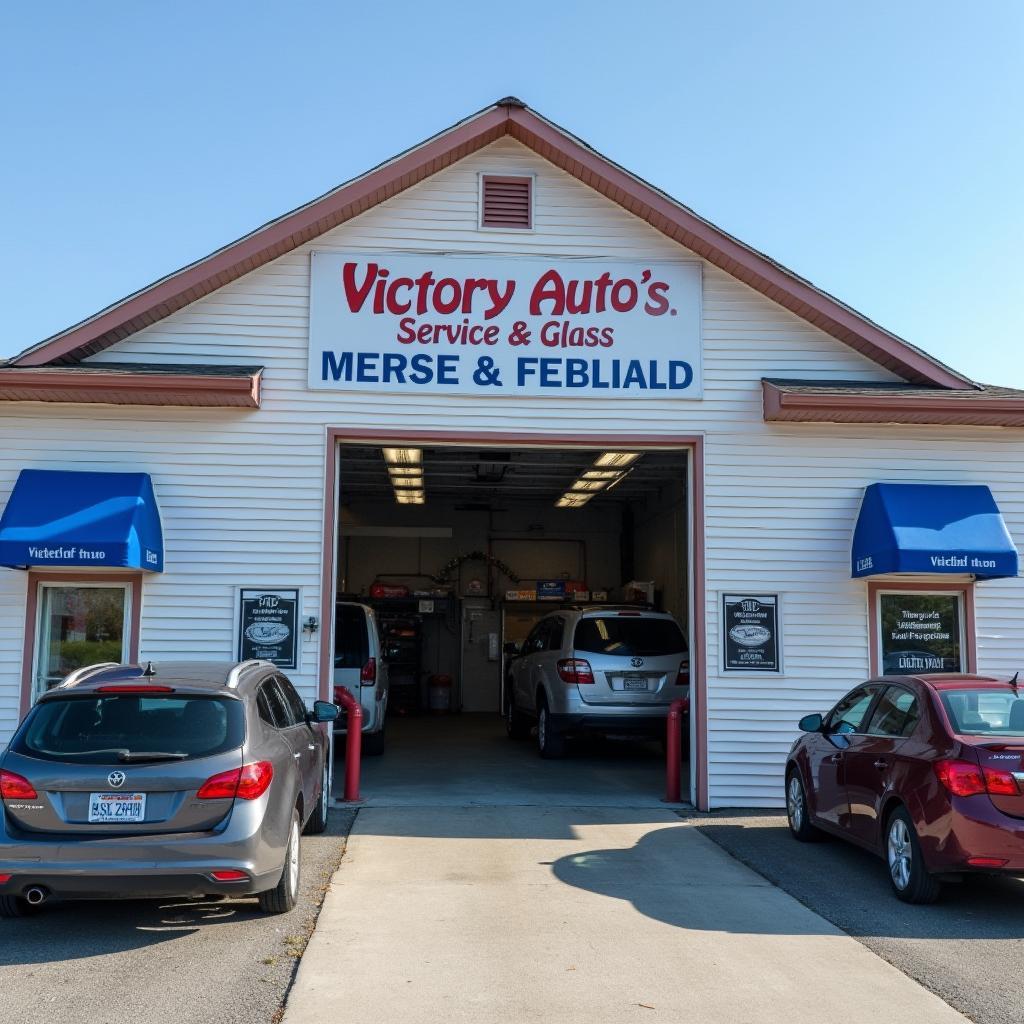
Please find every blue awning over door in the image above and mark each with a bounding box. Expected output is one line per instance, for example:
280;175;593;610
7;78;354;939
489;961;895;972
0;469;163;572
852;483;1018;580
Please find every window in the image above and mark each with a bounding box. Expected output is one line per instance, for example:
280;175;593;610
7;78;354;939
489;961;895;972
526;620;550;654
480;175;532;230
866;687;920;738
871;585;973;676
827;685;882;735
277;674;309;724
940;688;1024;736
258;680;293;728
573;617;687;657
547;618;565;651
335;605;369;669
33;582;132;699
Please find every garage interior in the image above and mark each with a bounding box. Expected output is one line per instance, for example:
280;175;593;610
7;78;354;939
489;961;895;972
334;442;691;803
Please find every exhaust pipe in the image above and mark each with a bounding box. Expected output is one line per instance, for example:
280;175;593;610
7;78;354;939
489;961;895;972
24;886;48;906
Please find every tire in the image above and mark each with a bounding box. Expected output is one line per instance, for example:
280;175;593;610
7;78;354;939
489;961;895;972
536;697;566;759
303;759;330;835
0;895;30;918
362;727;386;757
258;810;301;914
786;769;824;843
506;695;530;740
886;805;942;904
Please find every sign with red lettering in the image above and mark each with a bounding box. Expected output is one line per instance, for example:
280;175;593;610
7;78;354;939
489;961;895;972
307;253;702;398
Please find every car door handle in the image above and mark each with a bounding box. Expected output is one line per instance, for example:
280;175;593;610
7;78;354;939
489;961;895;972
307;744;316;751
293;753;301;759
873;759;889;771
826;752;843;763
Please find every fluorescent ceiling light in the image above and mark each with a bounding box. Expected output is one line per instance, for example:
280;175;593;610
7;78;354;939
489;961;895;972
382;447;422;466
556;493;592;508
395;491;425;504
569;479;607;492
392;479;425;490
581;470;623;480
594;452;641;469
388;466;422;478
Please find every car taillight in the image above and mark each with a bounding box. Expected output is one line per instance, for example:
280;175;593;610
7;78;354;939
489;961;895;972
360;658;377;685
934;759;1019;797
197;761;273;801
557;659;594;685
967;856;1009;868
676;661;690;687
210;869;249;881
0;874;11;884
0;770;37;800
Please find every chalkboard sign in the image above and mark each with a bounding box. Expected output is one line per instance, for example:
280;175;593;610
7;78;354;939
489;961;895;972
238;589;299;669
723;594;780;672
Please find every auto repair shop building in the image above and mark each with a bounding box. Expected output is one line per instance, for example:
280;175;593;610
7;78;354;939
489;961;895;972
0;98;1021;809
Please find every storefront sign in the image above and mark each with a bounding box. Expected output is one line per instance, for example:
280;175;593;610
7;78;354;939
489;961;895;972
238;588;299;669
308;253;702;398
723;594;780;672
878;592;962;674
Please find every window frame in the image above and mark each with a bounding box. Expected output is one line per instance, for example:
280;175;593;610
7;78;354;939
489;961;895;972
867;581;975;677
21;570;142;714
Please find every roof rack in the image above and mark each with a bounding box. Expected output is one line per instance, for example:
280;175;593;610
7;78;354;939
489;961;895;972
58;662;122;688
226;659;273;689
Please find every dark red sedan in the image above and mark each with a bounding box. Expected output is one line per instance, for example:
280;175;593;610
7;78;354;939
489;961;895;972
786;674;1024;903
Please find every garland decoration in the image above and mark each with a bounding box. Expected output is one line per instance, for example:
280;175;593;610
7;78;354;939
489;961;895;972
430;551;521;585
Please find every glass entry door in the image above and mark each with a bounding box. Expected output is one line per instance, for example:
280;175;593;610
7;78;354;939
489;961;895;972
34;584;130;698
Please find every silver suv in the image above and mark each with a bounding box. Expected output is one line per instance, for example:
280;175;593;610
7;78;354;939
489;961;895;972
505;607;689;757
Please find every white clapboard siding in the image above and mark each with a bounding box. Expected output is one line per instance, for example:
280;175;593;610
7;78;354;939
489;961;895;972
1;137;1022;808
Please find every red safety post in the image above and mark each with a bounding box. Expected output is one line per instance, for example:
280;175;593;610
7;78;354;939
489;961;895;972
664;697;689;803
333;688;363;802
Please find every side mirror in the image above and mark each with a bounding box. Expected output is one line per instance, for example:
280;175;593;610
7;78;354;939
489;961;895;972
310;700;340;723
798;713;823;733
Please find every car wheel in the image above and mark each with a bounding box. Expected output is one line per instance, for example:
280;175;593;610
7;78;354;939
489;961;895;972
303;759;330;835
537;698;566;759
362;727;386;756
258;810;301;914
0;895;30;918
786;769;823;842
886;806;941;904
506;695;530;740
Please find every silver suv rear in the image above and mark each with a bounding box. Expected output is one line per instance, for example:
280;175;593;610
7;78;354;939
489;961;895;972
505;607;689;757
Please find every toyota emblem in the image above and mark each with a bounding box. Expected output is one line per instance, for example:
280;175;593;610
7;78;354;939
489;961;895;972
630;657;644;668
107;770;126;789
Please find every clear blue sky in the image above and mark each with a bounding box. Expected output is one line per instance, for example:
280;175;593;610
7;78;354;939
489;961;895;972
2;1;1022;384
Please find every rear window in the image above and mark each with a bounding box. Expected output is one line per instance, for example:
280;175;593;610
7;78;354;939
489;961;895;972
335;605;369;669
939;688;1024;736
13;695;245;764
574;616;687;657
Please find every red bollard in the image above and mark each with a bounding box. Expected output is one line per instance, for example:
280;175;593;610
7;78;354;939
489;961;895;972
333;688;363;802
664;697;689;803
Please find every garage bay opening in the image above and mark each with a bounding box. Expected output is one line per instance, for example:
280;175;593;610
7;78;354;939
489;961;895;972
332;442;693;805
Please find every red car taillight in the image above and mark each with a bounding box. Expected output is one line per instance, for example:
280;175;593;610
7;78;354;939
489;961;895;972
934;759;1019;797
675;661;690;687
210;869;249;881
0;770;37;800
556;659;594;685
360;657;377;685
197;761;273;801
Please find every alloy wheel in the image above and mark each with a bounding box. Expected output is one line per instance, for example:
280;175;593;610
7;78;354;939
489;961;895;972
888;817;912;890
787;775;804;832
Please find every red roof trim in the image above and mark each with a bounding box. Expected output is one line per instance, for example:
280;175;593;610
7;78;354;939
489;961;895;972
762;380;1024;427
11;99;973;389
0;367;262;408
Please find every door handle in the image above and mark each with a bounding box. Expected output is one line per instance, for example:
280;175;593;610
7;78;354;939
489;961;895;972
827;753;843;763
293;753;301;759
873;759;889;771
308;744;316;751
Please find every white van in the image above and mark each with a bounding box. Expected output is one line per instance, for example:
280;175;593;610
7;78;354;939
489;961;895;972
333;601;389;755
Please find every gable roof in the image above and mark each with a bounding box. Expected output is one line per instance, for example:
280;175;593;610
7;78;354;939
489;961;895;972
11;98;973;389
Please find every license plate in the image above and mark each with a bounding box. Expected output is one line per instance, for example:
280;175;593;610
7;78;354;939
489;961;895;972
623;675;648;691
88;792;146;823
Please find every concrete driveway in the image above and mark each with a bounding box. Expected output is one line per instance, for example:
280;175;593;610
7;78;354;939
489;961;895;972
697;811;1024;1024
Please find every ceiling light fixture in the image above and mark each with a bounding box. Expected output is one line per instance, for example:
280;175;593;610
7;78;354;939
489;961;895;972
581;470;624;481
555;492;593;508
382;447;426;505
594;452;641;469
382;447;423;466
568;479;607;492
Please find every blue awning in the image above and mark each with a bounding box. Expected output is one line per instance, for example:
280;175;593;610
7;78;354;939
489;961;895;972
0;469;163;572
852;483;1018;580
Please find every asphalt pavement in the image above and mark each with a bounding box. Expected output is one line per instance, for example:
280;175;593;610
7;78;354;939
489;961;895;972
695;811;1024;1024
0;808;356;1024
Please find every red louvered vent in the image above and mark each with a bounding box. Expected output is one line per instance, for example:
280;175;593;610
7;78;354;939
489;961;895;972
481;176;532;229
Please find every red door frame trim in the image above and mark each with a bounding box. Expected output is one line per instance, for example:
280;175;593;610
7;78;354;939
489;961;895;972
866;580;977;676
319;428;709;810
20;570;143;715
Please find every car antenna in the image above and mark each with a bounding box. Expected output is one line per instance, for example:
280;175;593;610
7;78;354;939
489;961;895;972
1010;671;1019;696
142;660;157;678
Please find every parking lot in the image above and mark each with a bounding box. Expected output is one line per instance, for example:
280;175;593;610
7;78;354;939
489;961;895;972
0;810;356;1024
696;811;1024;1024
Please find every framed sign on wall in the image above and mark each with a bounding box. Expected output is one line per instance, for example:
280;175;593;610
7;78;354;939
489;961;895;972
237;588;300;670
722;594;781;673
876;590;965;675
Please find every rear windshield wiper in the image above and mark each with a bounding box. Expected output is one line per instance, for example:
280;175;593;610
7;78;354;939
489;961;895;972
117;751;189;763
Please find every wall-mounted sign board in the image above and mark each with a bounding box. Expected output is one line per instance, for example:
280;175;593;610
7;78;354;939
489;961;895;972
308;253;702;399
722;594;781;673
238;588;300;670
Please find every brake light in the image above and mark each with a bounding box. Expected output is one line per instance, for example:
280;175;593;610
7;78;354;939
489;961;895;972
96;685;175;693
557;659;594;685
360;658;377;685
0;874;10;884
210;869;249;881
934;759;1020;797
967;856;1009;868
676;661;690;687
197;761;273;800
0;770;37;800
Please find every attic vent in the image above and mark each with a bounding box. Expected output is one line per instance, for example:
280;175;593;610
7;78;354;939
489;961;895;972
481;175;532;229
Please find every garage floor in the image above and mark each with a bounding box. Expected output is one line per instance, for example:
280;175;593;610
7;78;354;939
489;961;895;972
345;713;683;807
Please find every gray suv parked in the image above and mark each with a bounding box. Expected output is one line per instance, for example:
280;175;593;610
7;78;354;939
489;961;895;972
0;660;337;918
505;607;689;757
